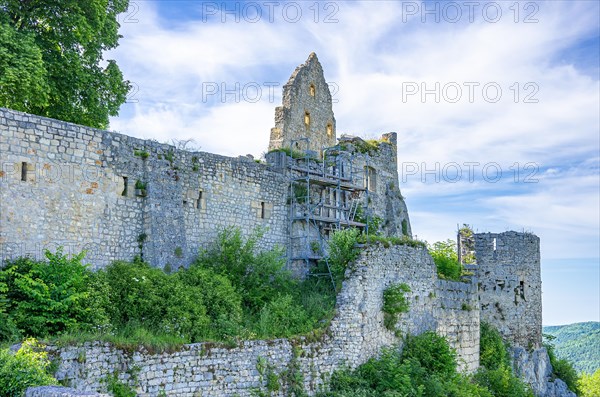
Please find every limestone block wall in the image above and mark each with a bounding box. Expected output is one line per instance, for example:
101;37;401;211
345;133;412;237
0;108;288;269
474;232;542;348
435;279;480;373
46;244;479;396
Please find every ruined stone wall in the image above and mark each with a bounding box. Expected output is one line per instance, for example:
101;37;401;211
474;232;542;349
435;279;480;373
0;108;288;269
45;245;479;396
342;133;412;237
269;53;336;154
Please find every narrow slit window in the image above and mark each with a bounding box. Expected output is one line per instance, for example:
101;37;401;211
121;177;128;196
21;162;28;181
309;83;316;97
327;123;333;138
493;238;497;251
197;191;203;209
304;111;310;128
260;202;266;219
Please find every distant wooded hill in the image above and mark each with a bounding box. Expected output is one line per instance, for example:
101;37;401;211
543;322;600;374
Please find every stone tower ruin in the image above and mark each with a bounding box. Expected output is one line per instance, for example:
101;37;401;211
268;52;336;154
472;232;542;349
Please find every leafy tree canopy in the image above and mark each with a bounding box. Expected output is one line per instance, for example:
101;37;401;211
0;0;130;128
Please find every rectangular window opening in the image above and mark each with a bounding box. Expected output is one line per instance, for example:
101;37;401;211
492;237;497;251
121;176;128;196
364;166;377;191
197;191;203;209
260;201;266;219
21;162;28;182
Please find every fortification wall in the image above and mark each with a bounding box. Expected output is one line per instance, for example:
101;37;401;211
346;133;411;237
474;232;542;348
0;108;288;269
435;279;480;373
45;244;478;396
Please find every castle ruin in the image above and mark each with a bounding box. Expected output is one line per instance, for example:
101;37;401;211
1;53;569;397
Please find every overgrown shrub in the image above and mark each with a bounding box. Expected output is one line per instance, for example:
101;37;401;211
480;322;510;370
0;249;108;338
475;323;534;397
545;337;580;394
382;283;411;330
256;294;314;338
0;280;20;342
428;239;463;281
328;228;360;287
579;368;600;397
1;228;337;348
93;259;211;343
196;228;292;312
319;328;538;397
402;331;457;377
105;372;137;397
0;338;57;397
474;366;534;397
358;233;427;249
177;265;244;340
321;332;491;397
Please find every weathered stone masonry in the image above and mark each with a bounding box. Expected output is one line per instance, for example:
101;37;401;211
0;107;288;270
1;52;559;396
42;245;480;396
0;52;411;271
474;232;542;349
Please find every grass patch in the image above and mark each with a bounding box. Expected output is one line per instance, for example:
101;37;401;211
358;233;427;249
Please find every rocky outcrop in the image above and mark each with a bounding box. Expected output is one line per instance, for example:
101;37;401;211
512;347;577;397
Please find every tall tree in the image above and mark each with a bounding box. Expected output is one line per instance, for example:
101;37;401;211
0;0;130;129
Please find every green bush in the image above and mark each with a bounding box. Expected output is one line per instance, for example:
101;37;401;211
475;323;534;397
402;331;457;377
2;228;338;348
480;322;510;370
0;338;57;397
579;369;600;397
321;332;492;397
545;340;580;394
256;294;314;338
93;259;210;343
428;239;463;281
474;366;533;397
105;373;137;397
358;233;427;249
0;249;108;337
320;330;535;397
328;228;360;287
177;265;244;340
382;283;411;331
0;280;20;342
196;228;292;312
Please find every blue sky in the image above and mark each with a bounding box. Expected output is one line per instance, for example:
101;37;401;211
106;0;600;326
